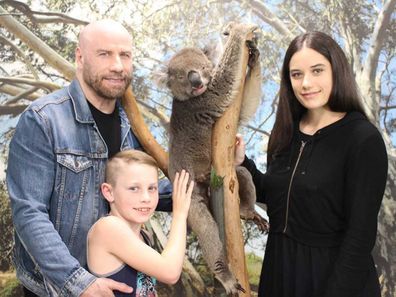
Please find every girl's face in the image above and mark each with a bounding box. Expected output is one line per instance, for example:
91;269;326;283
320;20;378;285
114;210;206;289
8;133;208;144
289;47;333;112
108;163;159;226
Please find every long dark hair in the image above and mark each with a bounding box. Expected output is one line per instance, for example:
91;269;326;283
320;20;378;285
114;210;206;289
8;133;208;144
267;31;367;162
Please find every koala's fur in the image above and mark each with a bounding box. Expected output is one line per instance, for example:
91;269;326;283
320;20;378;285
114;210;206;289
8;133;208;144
156;23;266;295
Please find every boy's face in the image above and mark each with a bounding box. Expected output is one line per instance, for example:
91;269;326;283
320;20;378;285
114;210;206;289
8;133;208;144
109;163;159;225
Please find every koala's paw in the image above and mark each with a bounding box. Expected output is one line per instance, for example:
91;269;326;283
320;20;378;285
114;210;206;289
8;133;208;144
216;273;245;296
213;260;245;295
223;22;259;40
223;21;236;36
246;39;260;68
253;213;270;233
241;211;269;233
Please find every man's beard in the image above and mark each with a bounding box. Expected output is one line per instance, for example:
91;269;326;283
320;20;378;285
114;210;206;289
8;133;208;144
83;67;132;100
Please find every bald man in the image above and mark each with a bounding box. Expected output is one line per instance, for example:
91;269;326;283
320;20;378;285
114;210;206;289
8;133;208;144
7;20;171;297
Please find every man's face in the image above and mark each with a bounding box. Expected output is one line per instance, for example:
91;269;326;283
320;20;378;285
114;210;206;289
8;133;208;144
78;28;133;101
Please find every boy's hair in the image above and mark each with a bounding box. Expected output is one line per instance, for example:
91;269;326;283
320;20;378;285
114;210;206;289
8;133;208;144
105;150;159;186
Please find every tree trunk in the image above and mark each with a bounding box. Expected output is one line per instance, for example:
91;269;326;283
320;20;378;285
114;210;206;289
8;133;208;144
121;87;169;176
211;31;253;296
148;218;208;297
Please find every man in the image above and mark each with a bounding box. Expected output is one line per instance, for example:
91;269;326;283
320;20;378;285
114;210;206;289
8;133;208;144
7;20;171;297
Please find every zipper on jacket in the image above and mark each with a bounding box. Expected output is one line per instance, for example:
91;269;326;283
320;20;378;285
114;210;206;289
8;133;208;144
283;140;306;233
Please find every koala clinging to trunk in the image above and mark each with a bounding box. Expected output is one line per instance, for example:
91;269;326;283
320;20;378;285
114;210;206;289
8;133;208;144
156;22;267;295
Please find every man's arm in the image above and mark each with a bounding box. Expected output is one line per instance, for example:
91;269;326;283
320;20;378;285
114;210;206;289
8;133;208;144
7;109;94;296
157;177;173;212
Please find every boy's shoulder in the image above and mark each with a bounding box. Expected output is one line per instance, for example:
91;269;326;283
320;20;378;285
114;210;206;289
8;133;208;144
90;216;130;237
98;215;130;226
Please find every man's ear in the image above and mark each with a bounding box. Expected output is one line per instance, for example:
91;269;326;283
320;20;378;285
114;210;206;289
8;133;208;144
101;182;114;203
75;47;83;69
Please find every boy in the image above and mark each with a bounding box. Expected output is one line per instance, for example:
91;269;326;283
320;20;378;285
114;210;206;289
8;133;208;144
87;150;193;296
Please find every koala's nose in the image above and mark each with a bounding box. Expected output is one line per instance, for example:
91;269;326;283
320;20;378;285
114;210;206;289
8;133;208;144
188;71;203;88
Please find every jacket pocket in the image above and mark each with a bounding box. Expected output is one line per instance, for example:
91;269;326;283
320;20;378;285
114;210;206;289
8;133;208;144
55;154;93;201
54;154;94;250
57;154;93;173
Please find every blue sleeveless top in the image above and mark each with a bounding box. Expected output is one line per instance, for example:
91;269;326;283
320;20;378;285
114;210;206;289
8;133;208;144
90;230;158;297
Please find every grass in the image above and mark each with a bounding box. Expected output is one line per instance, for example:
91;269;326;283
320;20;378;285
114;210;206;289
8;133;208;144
0;272;23;297
246;252;263;289
0;255;264;296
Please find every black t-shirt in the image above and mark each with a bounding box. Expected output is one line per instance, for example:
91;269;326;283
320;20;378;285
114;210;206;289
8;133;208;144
87;101;121;158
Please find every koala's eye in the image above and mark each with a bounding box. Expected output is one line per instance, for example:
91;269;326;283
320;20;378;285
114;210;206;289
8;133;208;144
177;75;184;80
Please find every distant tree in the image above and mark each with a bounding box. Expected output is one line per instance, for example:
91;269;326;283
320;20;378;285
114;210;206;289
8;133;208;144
0;180;13;271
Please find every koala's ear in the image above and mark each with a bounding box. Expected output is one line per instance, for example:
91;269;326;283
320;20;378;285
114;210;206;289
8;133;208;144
223;21;236;36
152;65;169;89
203;40;223;66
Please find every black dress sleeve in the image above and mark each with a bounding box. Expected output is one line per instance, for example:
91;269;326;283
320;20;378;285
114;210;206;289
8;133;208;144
324;129;388;296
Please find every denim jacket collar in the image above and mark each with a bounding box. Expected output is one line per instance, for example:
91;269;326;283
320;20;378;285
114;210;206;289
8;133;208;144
68;79;131;130
67;79;96;124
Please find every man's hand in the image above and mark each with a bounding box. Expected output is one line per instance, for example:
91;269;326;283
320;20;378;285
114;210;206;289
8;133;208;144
81;278;133;297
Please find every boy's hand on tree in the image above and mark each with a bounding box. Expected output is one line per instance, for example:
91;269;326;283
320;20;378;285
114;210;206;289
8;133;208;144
172;170;194;220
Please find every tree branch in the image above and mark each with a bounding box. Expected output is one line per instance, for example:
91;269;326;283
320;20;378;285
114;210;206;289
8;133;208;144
359;0;396;121
362;0;396;83
0;76;60;91
380;105;396;110
0;103;28;116
136;99;170;129
0;84;42;100
121;86;169;176
245;124;270;136
7;86;40;104
334;3;362;74
0;5;76;80
1;0;89;25
0;35;39;79
282;8;306;34
246;0;294;39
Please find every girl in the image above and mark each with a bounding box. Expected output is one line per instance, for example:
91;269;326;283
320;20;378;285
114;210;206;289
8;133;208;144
235;31;388;297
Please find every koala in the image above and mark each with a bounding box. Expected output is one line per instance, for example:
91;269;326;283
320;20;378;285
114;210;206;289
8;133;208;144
156;22;267;295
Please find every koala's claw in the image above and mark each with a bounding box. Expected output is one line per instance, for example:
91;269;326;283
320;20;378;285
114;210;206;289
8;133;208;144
236;282;246;293
216;270;246;296
228;282;246;297
241;211;269;233
246;41;260;68
246;35;258;49
252;214;270;233
223;22;259;39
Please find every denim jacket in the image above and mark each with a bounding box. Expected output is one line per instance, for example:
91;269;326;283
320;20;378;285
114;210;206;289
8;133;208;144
6;79;155;296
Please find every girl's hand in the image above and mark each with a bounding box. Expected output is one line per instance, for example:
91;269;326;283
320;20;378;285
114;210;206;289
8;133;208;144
172;170;194;219
234;133;246;166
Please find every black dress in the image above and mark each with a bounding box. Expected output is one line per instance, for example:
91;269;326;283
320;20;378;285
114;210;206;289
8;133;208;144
242;112;387;297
